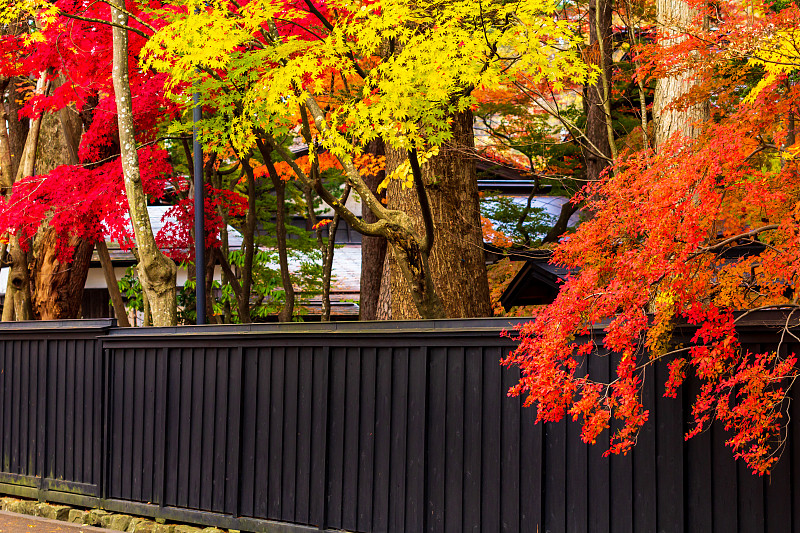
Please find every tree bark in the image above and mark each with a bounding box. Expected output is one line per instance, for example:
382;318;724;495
6;77;31;179
2;72;48;321
30;77;95;320
359;139;387;320
654;0;709;147
583;0;614;181
110;0;177;326
236;160;258;323
385;111;491;319
32;231;93;320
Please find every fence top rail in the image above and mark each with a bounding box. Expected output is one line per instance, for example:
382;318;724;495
0;318;116;332
101;316;531;339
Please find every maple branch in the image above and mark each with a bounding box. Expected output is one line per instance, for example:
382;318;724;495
59;11;150;38
299;97;395;225
269;138;387;237
515;79;613;164
697;225;780;254
408;148;434;254
93;0;157;33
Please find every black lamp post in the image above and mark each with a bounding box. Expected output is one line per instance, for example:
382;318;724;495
193;93;205;325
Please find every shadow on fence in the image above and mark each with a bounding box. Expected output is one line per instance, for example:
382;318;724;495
0;315;797;532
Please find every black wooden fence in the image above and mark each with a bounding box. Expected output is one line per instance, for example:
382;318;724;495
0;316;798;532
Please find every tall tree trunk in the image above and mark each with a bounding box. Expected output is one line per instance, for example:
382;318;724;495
257;140;295;322
110;0;177;326
385;111;491;319
32;231;93;319
0;78;13;195
6;77;31;179
2;72;48;321
359;139;387;320
30;79;95;320
584;0;614;180
237;160;257;323
654;0;709;147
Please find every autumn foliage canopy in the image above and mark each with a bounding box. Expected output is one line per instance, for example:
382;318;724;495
503;0;800;474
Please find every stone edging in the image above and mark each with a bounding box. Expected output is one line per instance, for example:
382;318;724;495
0;498;238;533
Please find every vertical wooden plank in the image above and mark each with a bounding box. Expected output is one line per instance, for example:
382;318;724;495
122;349;135;499
518;374;542;533
656;360;683;533
566;362;587;533
685;373;712;533
544;422;566;532
294;346;313;524
236;347;257;517
310;346;330;528
502;362;523;533
792;369;800;533
268;346;286;520
189;348;206;509
225;346;243;517
141;349;157;502
200;348;217;511
13;341;23;474
739;461;765;532
427;346;447;533
405;346;427;533
587;351;610;533
154;347;169;507
325;347;346;529
462;346;483;532
253;347;272;519
281;346;299;522
765;448;791;533
712;417;738;533
177;347;194;508
445;347;465;533
132;347;145;501
164;348;181;506
73;341;85;482
213;348;230;514
371;347;392;532
633;365;657;532
341;347;361;531
26;340;38;477
357;347;377;532
89;339;101;489
64;340;76;482
389;348;409;533
482;346;502;533
0;342;7;473
38;341;48;480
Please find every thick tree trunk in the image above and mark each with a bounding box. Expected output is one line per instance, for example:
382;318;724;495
257;140;295;322
6;77;31;179
111;1;177;326
3;72;48;321
271;175;294;322
375;254;392;320
385;111;491;319
654;0;709;147
32;230;93;319
359;139;387;320
30;82;95;319
583;0;614;181
0;78;13;194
